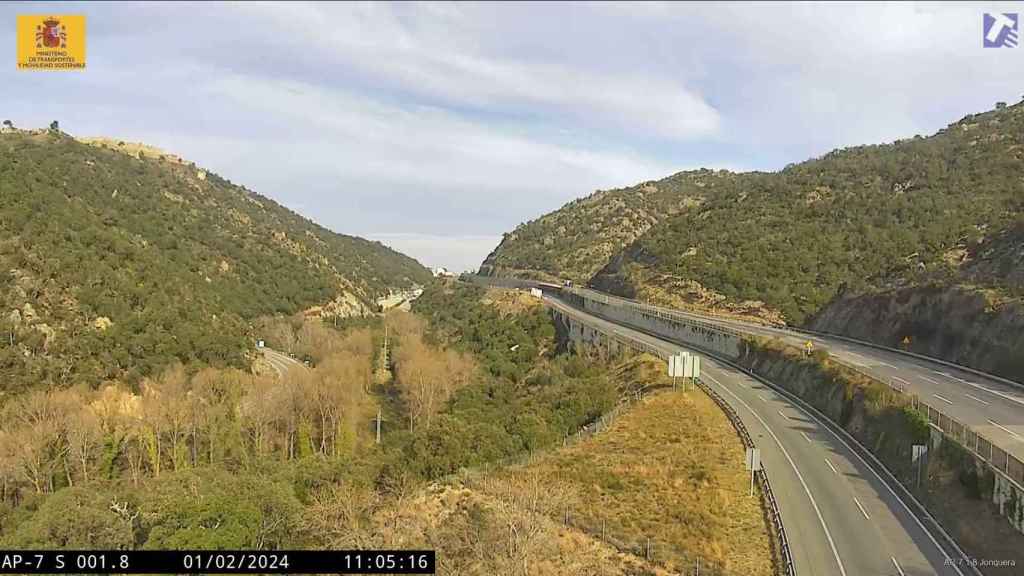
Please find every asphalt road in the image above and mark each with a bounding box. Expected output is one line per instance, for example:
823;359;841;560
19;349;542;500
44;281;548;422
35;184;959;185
578;288;1024;465
546;296;966;576
261;347;307;379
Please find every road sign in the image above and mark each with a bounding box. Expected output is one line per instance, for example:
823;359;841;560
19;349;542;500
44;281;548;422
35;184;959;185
912;443;927;487
684;355;701;378
668;352;689;378
745;447;762;471
745;447;761;497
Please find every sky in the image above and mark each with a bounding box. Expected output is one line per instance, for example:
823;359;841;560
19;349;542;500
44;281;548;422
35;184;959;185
3;2;1023;272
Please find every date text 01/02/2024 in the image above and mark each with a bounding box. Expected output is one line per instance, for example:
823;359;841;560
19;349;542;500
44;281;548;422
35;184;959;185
0;550;437;574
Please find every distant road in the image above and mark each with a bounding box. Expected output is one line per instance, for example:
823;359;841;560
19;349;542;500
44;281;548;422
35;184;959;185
545;295;967;576
574;286;1024;466
261;347;307;379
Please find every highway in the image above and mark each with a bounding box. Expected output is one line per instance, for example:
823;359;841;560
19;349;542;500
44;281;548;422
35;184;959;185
261;347;307;379
546;296;968;576
573;287;1024;465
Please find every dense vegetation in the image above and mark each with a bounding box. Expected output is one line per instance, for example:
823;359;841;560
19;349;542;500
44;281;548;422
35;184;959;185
412;282;556;380
385;282;616;480
0;130;429;392
483;101;1024;324
0;281;623;554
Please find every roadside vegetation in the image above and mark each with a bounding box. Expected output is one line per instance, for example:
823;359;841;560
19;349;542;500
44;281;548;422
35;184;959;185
0;284;642;555
481;355;774;576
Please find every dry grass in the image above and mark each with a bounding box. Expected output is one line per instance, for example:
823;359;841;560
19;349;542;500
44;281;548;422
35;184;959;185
478;357;773;576
480;287;543;316
309;481;673;576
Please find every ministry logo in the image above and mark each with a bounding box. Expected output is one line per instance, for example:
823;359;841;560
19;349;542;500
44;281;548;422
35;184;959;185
983;13;1018;48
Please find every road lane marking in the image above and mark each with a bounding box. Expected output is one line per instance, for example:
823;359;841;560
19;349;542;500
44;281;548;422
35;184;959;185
933;394;953;405
876;361;896;368
987;419;1024;441
920;375;940;385
758;394;768;402
778;409;790;420
707;369;967;576
965;393;991;406
891;557;905;576
853;497;871;520
801;431;813;443
930;371;1024;407
553;300;969;576
891;376;910;386
704;371;848;576
824;458;838;475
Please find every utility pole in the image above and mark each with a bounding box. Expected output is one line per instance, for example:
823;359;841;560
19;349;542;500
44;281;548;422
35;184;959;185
375;409;382;444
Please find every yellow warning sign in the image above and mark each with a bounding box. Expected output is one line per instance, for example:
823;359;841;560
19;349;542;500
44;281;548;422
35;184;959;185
17;15;86;71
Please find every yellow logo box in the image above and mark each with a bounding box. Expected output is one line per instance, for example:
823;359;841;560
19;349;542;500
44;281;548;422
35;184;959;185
17;14;86;70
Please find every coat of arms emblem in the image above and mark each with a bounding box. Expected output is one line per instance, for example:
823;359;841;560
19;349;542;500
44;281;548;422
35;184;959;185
35;17;67;49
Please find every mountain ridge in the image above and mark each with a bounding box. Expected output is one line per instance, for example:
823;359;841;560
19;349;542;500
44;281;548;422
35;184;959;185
0;127;430;392
481;100;1024;378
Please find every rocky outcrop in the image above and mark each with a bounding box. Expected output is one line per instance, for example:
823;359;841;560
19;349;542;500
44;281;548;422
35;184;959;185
808;285;1024;383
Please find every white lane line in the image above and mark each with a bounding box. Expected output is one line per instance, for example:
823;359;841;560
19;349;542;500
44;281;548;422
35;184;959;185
933;394;953;405
704;372;848;576
987;419;1024;441
876;361;896;368
965;393;991;406
778;409;790;420
801;431;813;444
758;394;768;402
824;458;838;475
891;556;905;576
707;370;967;576
853;497;871;520
920;375;941;385
891;376;910;386
950;377;1024;408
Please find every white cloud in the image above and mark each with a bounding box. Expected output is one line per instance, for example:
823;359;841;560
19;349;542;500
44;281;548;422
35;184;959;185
4;1;1022;272
230;2;721;141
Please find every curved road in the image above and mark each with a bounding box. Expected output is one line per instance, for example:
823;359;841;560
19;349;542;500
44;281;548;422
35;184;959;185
547;296;966;576
262;347;308;379
574;287;1024;466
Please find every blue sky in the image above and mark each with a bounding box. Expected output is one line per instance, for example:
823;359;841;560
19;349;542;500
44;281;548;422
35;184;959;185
3;2;1023;271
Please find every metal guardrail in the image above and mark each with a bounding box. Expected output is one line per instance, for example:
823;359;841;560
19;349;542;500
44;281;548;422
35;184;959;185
697;374;796;576
831;356;1024;492
566;287;748;341
549;305;796;576
786;324;1024;390
564;284;1024;492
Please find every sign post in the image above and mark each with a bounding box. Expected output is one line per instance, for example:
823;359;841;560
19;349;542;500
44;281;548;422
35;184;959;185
668;352;688;388
912;444;927;487
745;447;761;497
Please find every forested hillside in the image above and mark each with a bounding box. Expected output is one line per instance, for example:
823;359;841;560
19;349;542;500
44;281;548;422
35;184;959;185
0;129;429;392
483;101;1024;326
